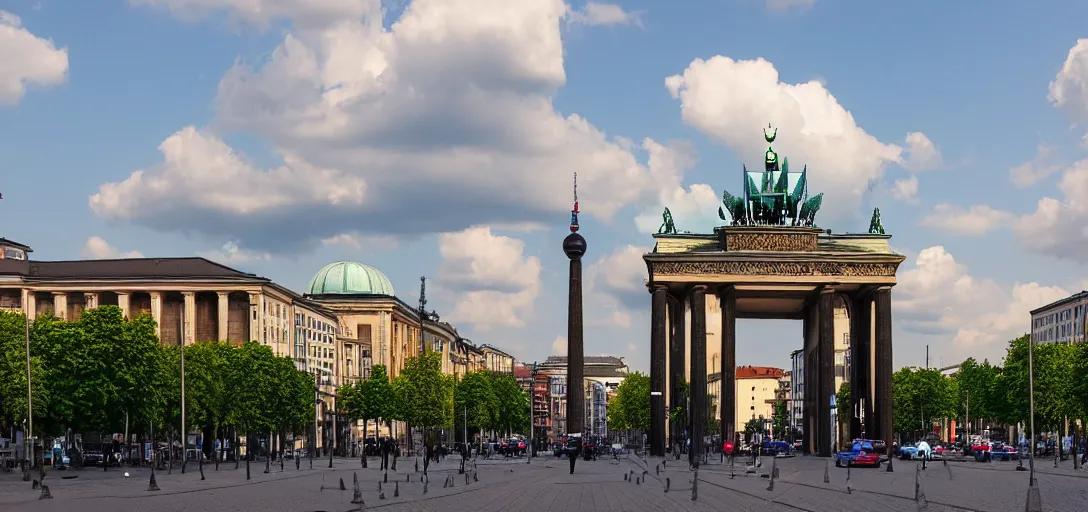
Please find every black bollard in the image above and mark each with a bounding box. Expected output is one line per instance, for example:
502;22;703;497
296;455;300;470
329;447;333;469
39;484;52;500
200;457;205;481
148;468;160;492
265;453;270;474
32;479;39;490
246;458;251;480
406;473;410;482
664;477;671;492
392;453;397;471
824;461;830;483
384;471;388;483
351;473;364;504
394;481;400;497
362;454;367;468
339;477;346;491
280;453;284;472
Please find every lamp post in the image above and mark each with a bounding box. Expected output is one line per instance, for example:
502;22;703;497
25;312;32;469
1028;336;1037;487
179;313;186;474
529;361;536;458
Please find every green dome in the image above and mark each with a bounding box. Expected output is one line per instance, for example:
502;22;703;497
307;261;395;296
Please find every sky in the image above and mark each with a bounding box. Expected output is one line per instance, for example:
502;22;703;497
3;0;1088;374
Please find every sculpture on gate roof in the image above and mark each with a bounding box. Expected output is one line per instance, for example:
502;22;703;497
718;124;825;227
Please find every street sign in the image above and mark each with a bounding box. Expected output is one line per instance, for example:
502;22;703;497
651;391;663;396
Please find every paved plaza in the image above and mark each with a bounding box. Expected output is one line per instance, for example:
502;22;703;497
2;454;1086;511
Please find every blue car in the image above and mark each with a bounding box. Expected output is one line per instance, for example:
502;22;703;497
835;440;874;467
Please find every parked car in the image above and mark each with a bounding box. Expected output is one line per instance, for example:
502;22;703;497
835;440;879;467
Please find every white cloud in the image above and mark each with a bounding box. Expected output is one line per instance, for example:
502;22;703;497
80;237;144;259
1014;158;1088;261
891;175;918;203
0;11;68;106
436;226;541;331
586;244;648;328
551;334;567;356
94;0;674;254
1009;144;1062;187
197;240;271;265
895;246;1067;363
918;204;1013;236
665;56;924;225
766;0;815;13
568;2;642;27
321;233;401;252
633;139;720;233
129;0;378;29
1048;38;1088;124
901;132;943;172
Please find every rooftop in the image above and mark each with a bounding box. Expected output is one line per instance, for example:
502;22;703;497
1029;290;1088;316
21;257;261;281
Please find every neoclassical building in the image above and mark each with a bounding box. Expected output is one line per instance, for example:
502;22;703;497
1;238;509;450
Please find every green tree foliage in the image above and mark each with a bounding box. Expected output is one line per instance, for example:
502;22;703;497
668;379;689;426
606;371;650;432
489;372;529;435
0;309;316;450
362;364;395;435
950;357;1000;423
835;382;850;430
0;311;47;431
454;370;497;438
891;366;956;438
772;400;789;441
398;352;450;430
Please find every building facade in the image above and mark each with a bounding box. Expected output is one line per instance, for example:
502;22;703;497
789;349;804;439
481;344;515;374
1030;291;1088;344
1;239;522;453
536;356;628;442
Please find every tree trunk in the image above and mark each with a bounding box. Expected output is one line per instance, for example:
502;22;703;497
234;428;240;470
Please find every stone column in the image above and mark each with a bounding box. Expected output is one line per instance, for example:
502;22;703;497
719;285;737;446
873;287;893;455
668;294;686;452
802;305;814;453
850;292;873;440
817;290;835;457
248;292;260;344
52;292;68;320
563;231;586;435
117;293;131;319
649;285;668;456
84;293;99;310
150;291;163;340
217;292;230;342
24;291;36;320
689;285;708;465
183;292;196;345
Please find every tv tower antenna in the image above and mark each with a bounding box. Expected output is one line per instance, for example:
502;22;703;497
569;172;580;233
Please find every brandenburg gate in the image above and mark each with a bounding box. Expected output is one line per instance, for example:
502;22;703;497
643;127;905;459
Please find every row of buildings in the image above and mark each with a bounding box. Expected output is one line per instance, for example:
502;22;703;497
0;237;520;452
515;356;630;444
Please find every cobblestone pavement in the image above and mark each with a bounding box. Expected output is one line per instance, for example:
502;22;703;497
2;454;1086;511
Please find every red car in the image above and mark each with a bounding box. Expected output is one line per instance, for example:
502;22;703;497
850;451;881;467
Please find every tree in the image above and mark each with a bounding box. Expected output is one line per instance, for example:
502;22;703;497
892;366;956;441
607;372;650;432
772;400;789;440
398;353;450;443
0;311;48;434
454;371;497;444
360;364;395;439
490;372;529;435
668;379;689;427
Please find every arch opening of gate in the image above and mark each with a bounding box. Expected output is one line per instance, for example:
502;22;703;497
641;127;905;460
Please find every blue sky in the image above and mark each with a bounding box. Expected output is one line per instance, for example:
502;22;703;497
3;0;1088;373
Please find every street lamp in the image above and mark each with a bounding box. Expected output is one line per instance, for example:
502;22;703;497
24;311;32;470
1027;336;1039;498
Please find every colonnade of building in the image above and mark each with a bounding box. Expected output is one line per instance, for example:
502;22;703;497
647;284;895;458
20;289;259;345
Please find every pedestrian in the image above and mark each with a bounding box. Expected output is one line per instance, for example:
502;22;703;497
380;438;389;470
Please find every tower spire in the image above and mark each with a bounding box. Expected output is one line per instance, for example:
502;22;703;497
569;172;580;232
